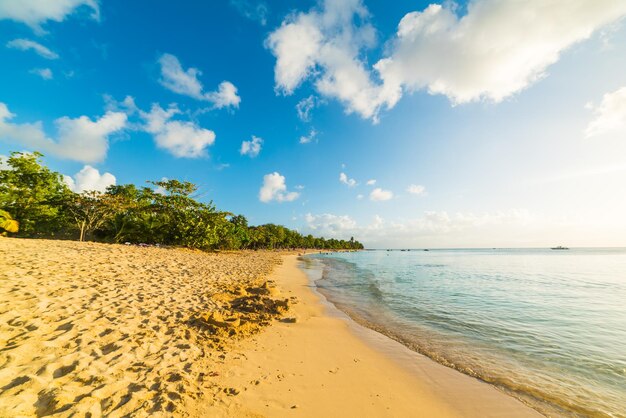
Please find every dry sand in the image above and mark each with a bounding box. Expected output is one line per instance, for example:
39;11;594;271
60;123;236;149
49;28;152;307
0;239;543;417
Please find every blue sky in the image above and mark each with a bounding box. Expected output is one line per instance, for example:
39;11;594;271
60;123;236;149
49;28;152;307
2;0;626;248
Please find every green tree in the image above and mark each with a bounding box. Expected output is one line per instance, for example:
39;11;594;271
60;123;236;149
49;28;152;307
0;152;70;236
0;150;367;250
146;179;228;250
64;191;117;241
229;214;251;249
100;184;152;243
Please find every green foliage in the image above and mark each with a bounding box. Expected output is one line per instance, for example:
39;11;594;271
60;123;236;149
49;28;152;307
0;209;19;234
0;151;365;251
64;191;118;241
0;152;70;236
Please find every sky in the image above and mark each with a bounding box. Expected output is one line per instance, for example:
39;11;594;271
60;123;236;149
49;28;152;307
1;0;626;248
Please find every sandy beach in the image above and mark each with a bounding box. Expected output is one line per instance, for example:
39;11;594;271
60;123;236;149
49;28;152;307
0;239;542;417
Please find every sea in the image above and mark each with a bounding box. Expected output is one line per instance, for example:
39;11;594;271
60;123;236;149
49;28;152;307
301;248;626;418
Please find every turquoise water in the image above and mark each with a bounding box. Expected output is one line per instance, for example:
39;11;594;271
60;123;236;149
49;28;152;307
304;249;626;417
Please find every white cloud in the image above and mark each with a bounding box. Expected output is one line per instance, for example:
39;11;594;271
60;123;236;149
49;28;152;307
0;0;99;32
339;172;357;187
6;39;58;59
205;81;241;109
64;165;116;193
158;53;241;108
266;0;400;122
158;53;204;98
240;135;263;157
30;68;53;80
377;1;626;104
104;95;138;115
141;103;216;158
299;129;317;144
407;184;426;195
104;95;219;159
296;95;316;121
305;213;357;234
259;172;300;203
357;194;364;200
0;102;126;163
268;0;626;120
366;179;376;186
585;86;626;137
370;187;393;201
302;209;534;247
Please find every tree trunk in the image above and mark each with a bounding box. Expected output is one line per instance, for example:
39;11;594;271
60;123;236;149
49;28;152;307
79;222;86;242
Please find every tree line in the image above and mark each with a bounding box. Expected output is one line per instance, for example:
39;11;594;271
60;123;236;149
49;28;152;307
0;152;364;251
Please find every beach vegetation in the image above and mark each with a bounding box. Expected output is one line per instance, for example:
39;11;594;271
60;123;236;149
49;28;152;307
0;151;364;250
0;152;70;236
0;209;19;234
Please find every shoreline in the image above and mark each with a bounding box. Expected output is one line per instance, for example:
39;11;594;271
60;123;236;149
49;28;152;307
218;254;543;417
303;254;559;417
0;240;544;417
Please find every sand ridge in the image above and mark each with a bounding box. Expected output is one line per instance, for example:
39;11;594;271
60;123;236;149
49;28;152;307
0;239;289;417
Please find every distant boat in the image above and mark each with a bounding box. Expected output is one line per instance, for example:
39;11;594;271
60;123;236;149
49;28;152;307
423;249;429;251
551;246;569;250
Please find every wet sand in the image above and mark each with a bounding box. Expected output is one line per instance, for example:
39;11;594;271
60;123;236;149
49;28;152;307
215;255;544;417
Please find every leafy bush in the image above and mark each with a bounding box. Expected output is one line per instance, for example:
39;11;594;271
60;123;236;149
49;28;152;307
0;209;19;234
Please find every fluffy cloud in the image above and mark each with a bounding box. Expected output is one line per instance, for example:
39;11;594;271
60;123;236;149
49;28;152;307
30;68;53;80
299;129;317;144
64;165;116;193
585;86;626;137
366;179;376;186
259;172;300;203
305;213;357;234
407;184;426;195
370;187;393;201
141;104;216;158
0;0;99;32
158;53;241;108
0;102;126;163
303;212;374;240
339;172;357;187
240;135;263;157
268;0;626;120
205;81;241;109
266;0;400;121
6;39;58;59
377;1;626;104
